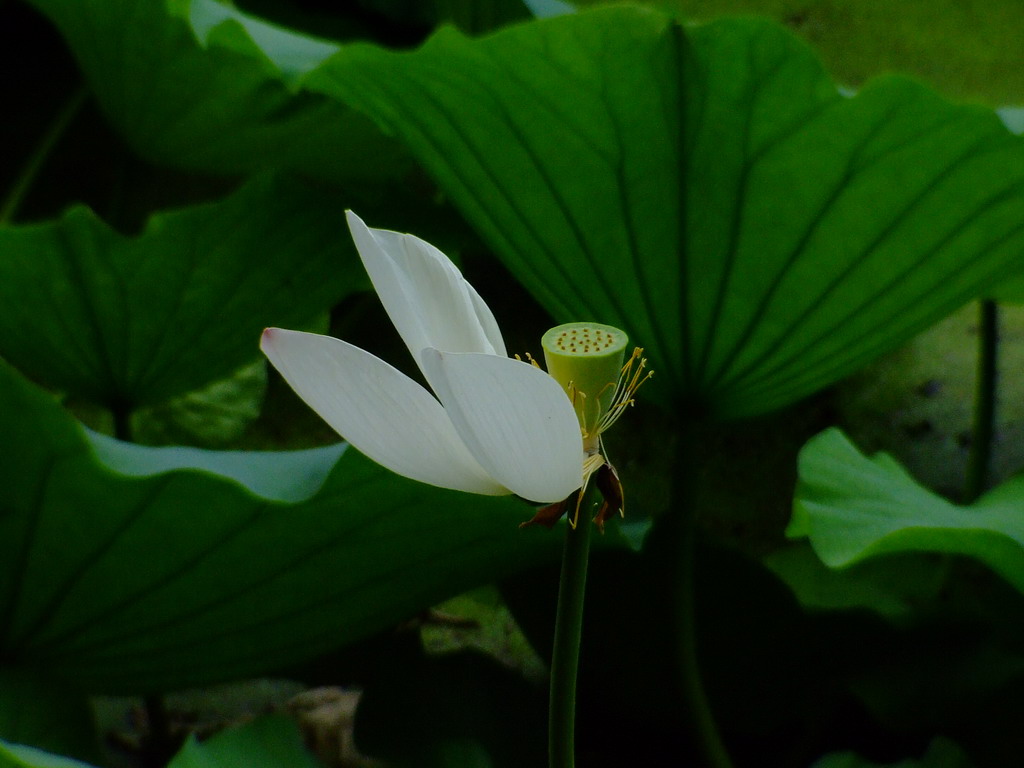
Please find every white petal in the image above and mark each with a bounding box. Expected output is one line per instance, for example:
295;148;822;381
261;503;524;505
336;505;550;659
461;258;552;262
466;285;506;358
421;349;583;503
346;211;506;376
261;328;507;495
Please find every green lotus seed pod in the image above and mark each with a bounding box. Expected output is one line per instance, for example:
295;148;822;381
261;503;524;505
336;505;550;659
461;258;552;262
542;322;628;439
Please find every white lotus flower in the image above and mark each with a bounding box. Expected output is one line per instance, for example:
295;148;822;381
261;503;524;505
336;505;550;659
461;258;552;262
260;211;586;503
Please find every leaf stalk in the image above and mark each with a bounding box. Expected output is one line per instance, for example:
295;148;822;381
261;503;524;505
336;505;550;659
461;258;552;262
673;419;735;768
548;485;596;768
965;299;998;503
0;87;87;224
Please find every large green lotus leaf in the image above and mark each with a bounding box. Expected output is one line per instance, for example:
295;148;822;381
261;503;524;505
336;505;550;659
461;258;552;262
764;544;947;622
789;427;1024;593
23;0;407;182
984;108;1024;302
355;0;531;35
0;717;316;768
811;738;972;768
0;175;360;408
522;0;573;17
0;670;98;765
999;107;1024;136
0;743;94;768
308;7;1024;417
169;716;319;768
0;362;576;693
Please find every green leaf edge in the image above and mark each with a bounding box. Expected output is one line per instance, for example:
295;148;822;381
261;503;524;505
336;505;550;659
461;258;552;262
789;427;1024;594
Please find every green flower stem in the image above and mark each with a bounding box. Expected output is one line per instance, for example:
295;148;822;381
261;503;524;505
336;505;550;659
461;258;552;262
142;694;173;767
0;86;87;224
549;485;596;768
112;403;133;443
965;299;999;503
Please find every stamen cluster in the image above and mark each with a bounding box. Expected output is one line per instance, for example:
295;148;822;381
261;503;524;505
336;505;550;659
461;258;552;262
525;323;653;529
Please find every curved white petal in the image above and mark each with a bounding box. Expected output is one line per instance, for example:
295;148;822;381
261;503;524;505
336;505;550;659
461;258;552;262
346;211;506;375
466;286;506;357
422;349;583;503
261;328;507;495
